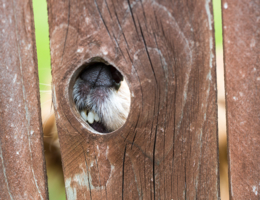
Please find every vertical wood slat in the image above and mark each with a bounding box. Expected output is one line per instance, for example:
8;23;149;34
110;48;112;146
47;0;219;199
222;0;260;199
0;0;49;199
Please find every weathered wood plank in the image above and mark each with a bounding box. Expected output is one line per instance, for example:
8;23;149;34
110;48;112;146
222;0;260;199
0;0;49;199
47;0;219;199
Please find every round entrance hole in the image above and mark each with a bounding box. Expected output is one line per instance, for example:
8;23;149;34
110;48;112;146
72;61;130;133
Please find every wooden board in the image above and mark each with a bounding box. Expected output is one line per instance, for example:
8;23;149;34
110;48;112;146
47;0;219;199
222;0;260;199
0;0;49;199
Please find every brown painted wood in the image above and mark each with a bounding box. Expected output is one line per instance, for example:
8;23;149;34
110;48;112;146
0;0;49;199
222;0;260;199
47;0;219;199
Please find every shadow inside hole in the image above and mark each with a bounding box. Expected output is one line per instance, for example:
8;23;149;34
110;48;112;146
72;61;131;134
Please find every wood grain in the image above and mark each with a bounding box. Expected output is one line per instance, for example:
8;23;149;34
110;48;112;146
0;0;49;199
47;0;219;199
222;0;260;199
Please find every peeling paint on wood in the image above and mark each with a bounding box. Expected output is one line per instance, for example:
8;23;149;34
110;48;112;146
0;0;49;199
222;0;260;199
47;0;219;199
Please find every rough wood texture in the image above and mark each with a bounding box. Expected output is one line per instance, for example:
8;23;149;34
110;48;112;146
47;0;219;199
222;0;260;199
0;0;49;199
